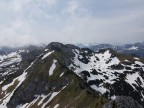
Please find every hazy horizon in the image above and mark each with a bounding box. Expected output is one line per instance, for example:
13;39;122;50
0;41;144;49
0;0;144;47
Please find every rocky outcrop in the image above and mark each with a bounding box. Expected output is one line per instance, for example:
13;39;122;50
103;96;143;108
47;42;79;57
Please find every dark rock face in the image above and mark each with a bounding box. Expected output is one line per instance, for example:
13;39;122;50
81;71;91;80
47;42;81;67
103;96;143;108
7;77;48;108
78;55;90;64
110;64;124;70
47;42;79;58
91;69;99;75
88;79;103;86
7;67;69;108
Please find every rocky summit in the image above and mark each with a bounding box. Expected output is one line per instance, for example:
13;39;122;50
0;42;143;108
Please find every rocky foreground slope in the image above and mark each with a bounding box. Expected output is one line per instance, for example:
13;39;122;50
0;42;143;108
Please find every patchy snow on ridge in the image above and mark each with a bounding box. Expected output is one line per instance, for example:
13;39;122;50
68;50;121;94
0;55;39;108
18;86;67;108
68;49;144;98
2;78;16;91
41;92;60;108
0;52;22;67
0;72;27;108
42;51;54;60
0;52;22;84
126;72;144;90
37;95;49;106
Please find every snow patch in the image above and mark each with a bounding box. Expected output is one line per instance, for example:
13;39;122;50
60;72;64;77
125;60;129;62
111;95;116;100
42;51;54;60
2;79;16;91
49;59;57;76
135;61;143;66
128;46;138;50
134;57;140;60
42;92;60;108
91;85;107;94
126;72;144;90
44;49;48;51
0;52;22;67
54;104;59;108
37;94;49;106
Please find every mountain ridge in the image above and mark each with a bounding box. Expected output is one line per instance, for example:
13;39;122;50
79;41;144;57
0;42;143;108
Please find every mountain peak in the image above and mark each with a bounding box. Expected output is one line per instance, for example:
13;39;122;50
47;42;79;51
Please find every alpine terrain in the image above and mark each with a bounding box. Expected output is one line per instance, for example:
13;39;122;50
0;42;143;108
88;42;144;57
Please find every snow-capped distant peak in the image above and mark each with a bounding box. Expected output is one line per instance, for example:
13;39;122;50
128;46;138;50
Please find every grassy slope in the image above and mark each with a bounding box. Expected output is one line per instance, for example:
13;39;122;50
29;70;108;108
25;52;108;108
46;71;108;108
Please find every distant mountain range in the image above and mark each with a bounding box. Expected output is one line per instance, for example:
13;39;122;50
78;42;144;58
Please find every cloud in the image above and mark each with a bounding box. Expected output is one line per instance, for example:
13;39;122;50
44;0;57;6
0;19;39;47
9;0;31;13
66;0;79;15
0;0;144;47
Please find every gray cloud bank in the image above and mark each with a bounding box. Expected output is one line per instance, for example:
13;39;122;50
0;0;144;47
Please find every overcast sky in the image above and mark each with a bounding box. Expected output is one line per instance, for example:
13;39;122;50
0;0;144;47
